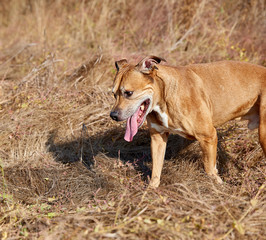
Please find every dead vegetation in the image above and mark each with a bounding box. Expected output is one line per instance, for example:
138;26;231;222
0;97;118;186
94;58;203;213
0;0;265;239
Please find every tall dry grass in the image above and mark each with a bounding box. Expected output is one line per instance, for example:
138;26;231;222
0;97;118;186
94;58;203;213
0;0;265;239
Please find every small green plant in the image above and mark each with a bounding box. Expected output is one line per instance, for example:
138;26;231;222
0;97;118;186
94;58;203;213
230;45;249;62
0;159;13;204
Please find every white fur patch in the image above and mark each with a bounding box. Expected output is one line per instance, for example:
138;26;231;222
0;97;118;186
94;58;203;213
150;123;164;132
153;105;168;128
174;128;185;134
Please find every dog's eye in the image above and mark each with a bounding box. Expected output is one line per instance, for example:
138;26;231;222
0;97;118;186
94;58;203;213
124;91;133;97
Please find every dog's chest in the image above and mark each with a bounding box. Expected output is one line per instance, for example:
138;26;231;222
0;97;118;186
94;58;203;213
152;105;169;128
149;105;190;138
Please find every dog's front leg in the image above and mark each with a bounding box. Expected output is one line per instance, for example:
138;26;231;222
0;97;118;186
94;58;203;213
149;131;169;188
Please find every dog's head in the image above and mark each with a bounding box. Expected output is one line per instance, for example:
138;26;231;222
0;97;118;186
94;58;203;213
110;56;166;142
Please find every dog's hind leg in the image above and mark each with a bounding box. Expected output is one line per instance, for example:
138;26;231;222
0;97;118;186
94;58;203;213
259;94;266;155
197;126;223;183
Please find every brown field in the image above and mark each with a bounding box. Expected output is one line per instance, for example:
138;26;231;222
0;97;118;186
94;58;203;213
0;0;265;239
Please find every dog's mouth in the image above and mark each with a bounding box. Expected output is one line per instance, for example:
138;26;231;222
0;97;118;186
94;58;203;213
124;99;150;142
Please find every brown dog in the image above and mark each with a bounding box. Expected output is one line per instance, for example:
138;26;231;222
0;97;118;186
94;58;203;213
110;56;266;187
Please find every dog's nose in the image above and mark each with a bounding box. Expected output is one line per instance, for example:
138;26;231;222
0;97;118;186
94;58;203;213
110;111;119;121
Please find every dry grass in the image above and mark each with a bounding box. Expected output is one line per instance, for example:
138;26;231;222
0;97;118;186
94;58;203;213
0;0;265;239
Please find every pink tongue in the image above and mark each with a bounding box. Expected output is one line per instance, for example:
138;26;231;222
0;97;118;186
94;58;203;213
124;107;141;142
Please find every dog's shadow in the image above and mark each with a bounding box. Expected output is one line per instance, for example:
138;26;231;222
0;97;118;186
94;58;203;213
46;125;231;182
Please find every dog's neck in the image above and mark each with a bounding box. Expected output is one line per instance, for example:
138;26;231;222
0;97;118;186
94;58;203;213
151;70;169;113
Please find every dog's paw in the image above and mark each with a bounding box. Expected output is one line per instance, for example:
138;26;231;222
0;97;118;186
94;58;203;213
215;175;223;184
148;179;160;188
210;174;223;184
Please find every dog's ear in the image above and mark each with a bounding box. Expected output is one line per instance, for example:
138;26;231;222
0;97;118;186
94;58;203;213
136;56;166;74
115;59;128;71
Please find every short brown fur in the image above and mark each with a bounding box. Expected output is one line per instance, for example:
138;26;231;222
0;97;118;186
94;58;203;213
111;56;266;187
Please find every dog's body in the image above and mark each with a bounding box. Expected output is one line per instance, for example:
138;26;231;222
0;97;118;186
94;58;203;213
110;56;266;187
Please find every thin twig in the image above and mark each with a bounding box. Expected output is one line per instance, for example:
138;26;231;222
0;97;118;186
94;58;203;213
0;43;37;67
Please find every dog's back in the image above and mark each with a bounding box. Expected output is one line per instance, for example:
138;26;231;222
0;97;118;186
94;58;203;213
157;61;266;126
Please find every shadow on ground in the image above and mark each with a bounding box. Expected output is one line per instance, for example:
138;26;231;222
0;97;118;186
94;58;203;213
46;125;231;183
